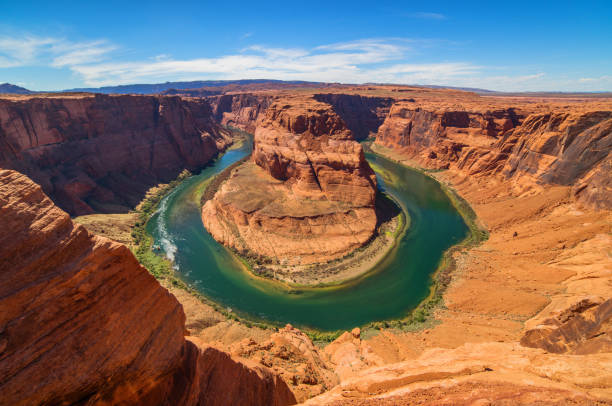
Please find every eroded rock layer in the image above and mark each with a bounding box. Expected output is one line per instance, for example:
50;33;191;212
0;94;231;215
374;99;612;209
207;93;272;132
0;169;295;406
202;96;378;265
312;93;393;140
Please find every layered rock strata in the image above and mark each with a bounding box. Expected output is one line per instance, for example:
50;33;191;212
207;93;272;133
0;94;231;215
313;93;393;140
375;101;612;209
0;169;295;406
202;97;378;265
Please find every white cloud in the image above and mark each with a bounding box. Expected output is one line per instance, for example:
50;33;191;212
2;32;609;92
0;34;115;68
67;39;457;86
579;75;611;83
51;40;116;67
0;36;57;67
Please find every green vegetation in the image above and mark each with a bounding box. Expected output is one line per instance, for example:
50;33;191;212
358;148;489;336
130;169;279;332
129;131;487;343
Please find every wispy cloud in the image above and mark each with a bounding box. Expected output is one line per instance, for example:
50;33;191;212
579;75;612;83
2;32;609;92
0;34;115;68
51;40;116;67
65;38;478;87
0;36;56;67
409;12;446;20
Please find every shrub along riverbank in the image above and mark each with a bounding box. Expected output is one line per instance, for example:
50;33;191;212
130;139;488;343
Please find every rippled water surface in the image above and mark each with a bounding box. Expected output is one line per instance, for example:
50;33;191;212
147;140;468;331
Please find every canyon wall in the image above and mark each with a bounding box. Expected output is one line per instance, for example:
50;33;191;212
0;94;231;215
202;96;379;265
0;169;295;406
312;93;393;140
375;101;612;209
206;93;272;133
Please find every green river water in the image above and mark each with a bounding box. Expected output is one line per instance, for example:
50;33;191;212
147;139;468;331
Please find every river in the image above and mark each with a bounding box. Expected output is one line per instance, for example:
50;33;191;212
147;139;468;331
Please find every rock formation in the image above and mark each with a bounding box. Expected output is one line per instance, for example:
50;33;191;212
306;342;612;405
207;93;272;132
375;98;612;209
0;94;231;215
229;324;339;402
2;85;611;405
0;169;295;406
312;93;393;140
375;101;523;170
202;96;378;265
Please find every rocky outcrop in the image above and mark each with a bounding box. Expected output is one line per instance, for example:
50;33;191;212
375;101;612;209
375;102;522;169
501;111;612;209
202;96;378;265
306;342;612;405
206;93;271;132
313;93;393;140
0;169;295;406
521;297;612;354
253;98;377;205
148;337;296;406
0;94;231;215
229;324;338;402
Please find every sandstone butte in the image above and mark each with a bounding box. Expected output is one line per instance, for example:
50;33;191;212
0;86;611;405
202;95;379;265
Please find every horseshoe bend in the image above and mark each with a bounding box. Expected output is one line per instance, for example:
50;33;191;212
1;7;612;404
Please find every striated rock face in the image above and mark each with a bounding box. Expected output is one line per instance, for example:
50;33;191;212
203;97;378;265
521;297;612;355
207;93;271;133
313;93;393;140
501;111;612;209
376;102;521;169
0;94;231;215
375;101;612;209
0;169;295;406
253;98;377;205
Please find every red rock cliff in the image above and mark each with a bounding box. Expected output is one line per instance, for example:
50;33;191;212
206;93;271;133
0;169;296;406
202;96;378;265
375;100;612;209
0;94;231;215
313;93;393;140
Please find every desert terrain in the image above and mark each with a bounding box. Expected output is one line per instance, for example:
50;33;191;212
1;83;611;405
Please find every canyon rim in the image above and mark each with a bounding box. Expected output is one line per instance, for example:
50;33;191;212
1;2;612;405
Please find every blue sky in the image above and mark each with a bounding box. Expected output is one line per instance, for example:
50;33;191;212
1;0;611;91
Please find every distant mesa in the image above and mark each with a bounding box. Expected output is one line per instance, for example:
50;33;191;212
0;83;33;94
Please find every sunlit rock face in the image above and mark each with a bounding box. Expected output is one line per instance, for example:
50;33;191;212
0;169;296;406
375;99;612;209
202;96;378;265
0;94;231;215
